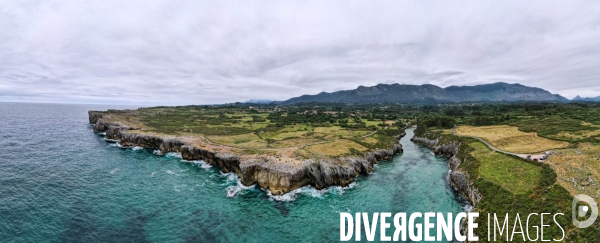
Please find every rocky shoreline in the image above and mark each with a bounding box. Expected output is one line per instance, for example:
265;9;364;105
89;111;405;195
410;136;481;206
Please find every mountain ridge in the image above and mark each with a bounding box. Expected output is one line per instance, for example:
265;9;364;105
572;95;600;102
280;82;569;104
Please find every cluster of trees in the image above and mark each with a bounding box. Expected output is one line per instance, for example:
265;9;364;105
468;115;511;126
419;116;456;129
267;112;343;125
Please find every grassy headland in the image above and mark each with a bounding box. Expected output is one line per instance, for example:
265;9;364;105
91;104;406;165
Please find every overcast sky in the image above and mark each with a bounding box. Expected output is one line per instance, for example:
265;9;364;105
1;1;600;105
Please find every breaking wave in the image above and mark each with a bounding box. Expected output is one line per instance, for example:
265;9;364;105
182;159;213;170
223;172;257;198
266;188;302;202
103;138;118;143
108;142;123;148
265;182;358;202
165;152;182;159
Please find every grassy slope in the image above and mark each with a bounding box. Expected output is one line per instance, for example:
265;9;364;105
470;142;541;195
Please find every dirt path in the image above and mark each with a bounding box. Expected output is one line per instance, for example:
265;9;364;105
461;136;547;160
360;130;377;138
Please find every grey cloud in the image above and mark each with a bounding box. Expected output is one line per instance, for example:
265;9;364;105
1;0;600;105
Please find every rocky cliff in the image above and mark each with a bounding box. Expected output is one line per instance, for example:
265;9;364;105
89;111;405;195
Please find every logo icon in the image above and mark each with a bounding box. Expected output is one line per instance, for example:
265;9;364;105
572;194;598;228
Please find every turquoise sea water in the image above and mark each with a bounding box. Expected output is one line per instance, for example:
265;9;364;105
0;103;468;242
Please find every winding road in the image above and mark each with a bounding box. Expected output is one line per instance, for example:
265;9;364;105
460;135;547;161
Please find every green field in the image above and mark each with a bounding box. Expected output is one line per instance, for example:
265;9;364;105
469;142;541;194
95;105;404;157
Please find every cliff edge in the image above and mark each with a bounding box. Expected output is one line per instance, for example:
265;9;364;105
89;111;405;195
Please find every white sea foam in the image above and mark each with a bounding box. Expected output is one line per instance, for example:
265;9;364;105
219;172;239;187
110;168;119;174
226;173;237;181
166;170;180;176
107;141;125;148
265;182;358;201
132;146;144;151
220;171;238;180
165;152;182;159
226;186;241;198
150;172;156;177
237;179;255;190
223;173;257;198
334;182;358;195
464;203;473;212
183;160;213;170
199;162;212;169
153;149;162;155
267;188;302;202
342;182;357;190
300;186;328;198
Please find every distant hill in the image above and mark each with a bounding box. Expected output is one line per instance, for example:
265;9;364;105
281;82;568;104
244;99;275;104
572;95;600;102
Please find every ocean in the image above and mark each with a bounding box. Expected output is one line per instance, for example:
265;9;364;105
0;102;468;242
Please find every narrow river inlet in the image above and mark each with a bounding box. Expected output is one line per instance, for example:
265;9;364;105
0;103;469;242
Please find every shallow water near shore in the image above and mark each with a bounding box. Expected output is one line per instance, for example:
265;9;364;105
0;103;468;242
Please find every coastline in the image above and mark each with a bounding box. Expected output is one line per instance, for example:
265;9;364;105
89;111;406;195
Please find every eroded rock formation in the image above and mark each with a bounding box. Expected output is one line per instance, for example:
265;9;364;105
89;111;405;195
